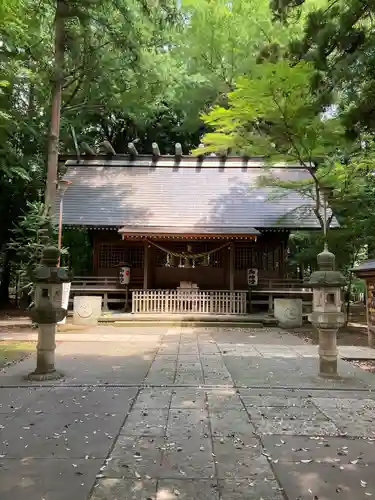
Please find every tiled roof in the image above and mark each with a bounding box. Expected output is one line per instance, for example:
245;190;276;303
58;156;328;232
352;259;375;273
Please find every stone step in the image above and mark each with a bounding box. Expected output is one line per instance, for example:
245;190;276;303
98;313;278;328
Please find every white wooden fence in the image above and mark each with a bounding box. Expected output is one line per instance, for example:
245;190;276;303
132;289;247;314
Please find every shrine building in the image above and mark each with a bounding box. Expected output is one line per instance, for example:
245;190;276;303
58;151;321;314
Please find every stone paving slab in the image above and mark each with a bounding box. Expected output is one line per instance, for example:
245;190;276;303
272;461;375;499
121;408;169;437
133;388;172;410
0;457;103;500
213;436;267;479
254;418;340;437
246;404;330;422
157;479;219;500
22;386;137;414
210;409;255;438
90;478;158;500
171;388;206;409
1;411;124;458
167;408;210;438
218;478;285;500
104;436;164;478
1;325;375;500
206;388;243;410
261;435;375;464
240;388;375;400
160;437;215;478
0;387;44;413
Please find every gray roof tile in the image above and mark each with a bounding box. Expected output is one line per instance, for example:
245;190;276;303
353;259;375;273
59;157;327;232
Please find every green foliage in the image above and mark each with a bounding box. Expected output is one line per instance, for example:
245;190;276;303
167;0;296;136
7;201;67;295
270;0;375;135
199;54;375;284
199;60;345;162
62;228;92;276
0;0;184;303
2;0;374;302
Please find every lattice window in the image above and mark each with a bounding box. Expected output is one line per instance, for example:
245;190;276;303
128;246;144;268
267;248;274;270
236;246;281;270
235;247;254;270
209;249;224;268
98;244;144;269
155;248;167;266
274;247;280;270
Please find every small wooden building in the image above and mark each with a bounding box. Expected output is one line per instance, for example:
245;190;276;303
59;154;320;314
352;260;375;347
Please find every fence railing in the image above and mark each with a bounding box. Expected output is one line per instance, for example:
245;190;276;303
132;289;247;314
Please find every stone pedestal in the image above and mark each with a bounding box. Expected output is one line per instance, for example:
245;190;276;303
318;328;338;377
274;298;303;328
369;326;375;349
58;282;71;325
27;324;63;381
73;295;102;325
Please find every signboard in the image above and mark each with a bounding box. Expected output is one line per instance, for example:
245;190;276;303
247;268;258;286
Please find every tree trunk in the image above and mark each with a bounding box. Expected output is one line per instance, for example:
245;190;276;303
344;271;353;326
345;248;361;325
0;254;11;307
45;0;66;214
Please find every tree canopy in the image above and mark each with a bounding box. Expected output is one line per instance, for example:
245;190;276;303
1;0;375;305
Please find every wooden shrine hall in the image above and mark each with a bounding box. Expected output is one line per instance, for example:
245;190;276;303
58;148;319;315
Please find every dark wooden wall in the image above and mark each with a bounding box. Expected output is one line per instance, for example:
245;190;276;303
91;230;144;288
90;230;289;290
234;234;288;288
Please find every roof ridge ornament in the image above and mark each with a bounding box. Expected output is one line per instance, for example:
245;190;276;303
99;140;116;156
128;142;138;157
175;143;183;158
81;142;96;156
152;142;160;157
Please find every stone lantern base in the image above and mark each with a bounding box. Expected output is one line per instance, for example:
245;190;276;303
317;327;339;378
26;370;64;382
25;324;64;381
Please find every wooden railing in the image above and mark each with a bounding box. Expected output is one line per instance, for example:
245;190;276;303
257;278;310;290
72;276;119;289
68;276;311;314
132;289;247;314
71;276;126;310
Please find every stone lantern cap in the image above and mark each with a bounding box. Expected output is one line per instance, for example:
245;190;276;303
308;246;346;288
34;247;71;283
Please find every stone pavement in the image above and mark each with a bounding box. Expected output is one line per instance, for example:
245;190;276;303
1;326;375;500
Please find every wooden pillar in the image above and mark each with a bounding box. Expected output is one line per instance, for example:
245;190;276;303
229;241;235;291
143;241;149;290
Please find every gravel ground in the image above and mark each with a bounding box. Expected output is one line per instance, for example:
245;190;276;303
348;359;375;374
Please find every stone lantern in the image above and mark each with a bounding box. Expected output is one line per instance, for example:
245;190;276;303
27;246;71;381
308;246;345;377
